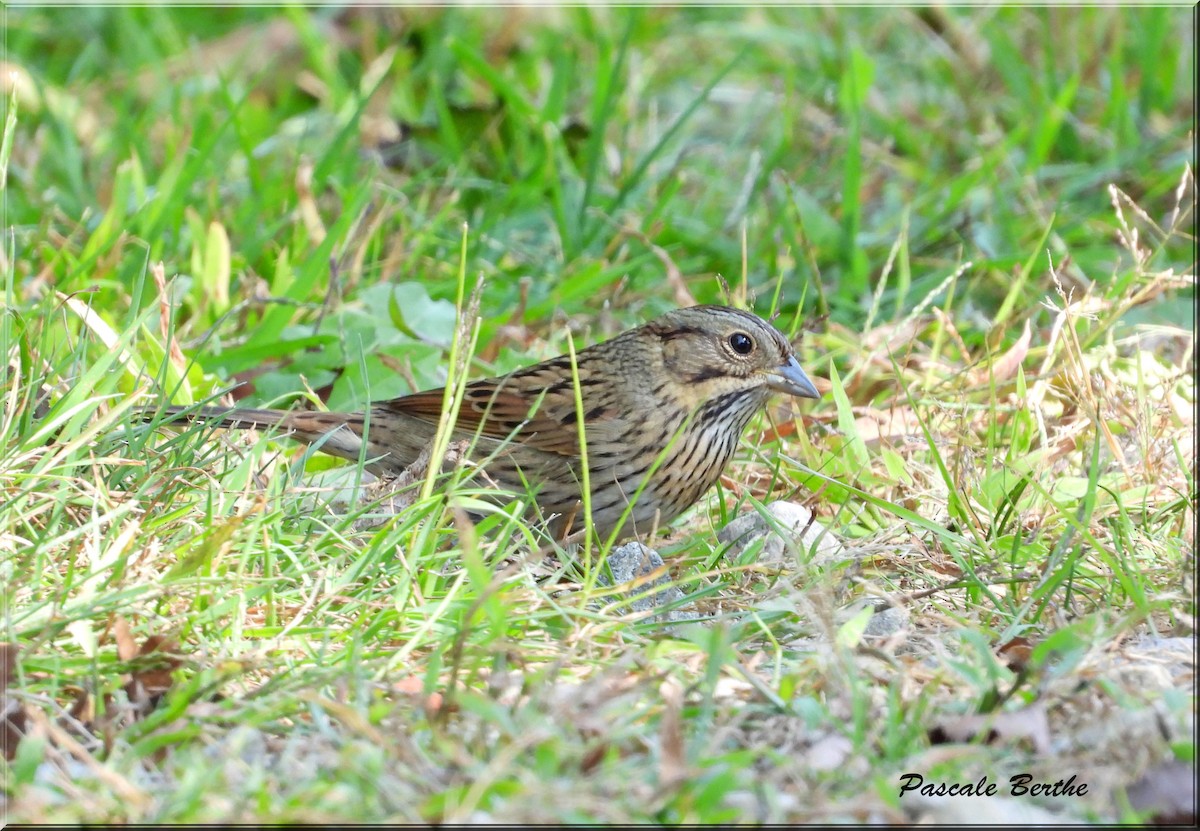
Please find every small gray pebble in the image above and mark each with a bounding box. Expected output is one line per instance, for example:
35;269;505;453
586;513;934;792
603;542;699;622
865;605;909;639
837;596;910;639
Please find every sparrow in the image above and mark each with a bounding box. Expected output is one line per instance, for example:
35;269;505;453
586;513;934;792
152;305;820;540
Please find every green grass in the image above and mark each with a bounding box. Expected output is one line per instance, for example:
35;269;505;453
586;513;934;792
2;5;1195;824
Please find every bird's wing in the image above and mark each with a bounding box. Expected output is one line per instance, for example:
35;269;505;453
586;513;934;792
377;371;626;458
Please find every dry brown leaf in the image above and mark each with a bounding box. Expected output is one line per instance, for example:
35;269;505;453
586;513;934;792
997;636;1035;673
392;676;449;716
580;740;610;774
295;157;326;245
657;678;688;789
1125;760;1196;824
103;618;183;717
851;405;927;446
860;316;931;353
972;319;1032;386
1;642;27;762
110;616;138;662
152;261;188;378
929;704;1052;755
123;635;181;710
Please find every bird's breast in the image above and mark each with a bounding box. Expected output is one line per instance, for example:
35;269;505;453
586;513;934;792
598;388;765;527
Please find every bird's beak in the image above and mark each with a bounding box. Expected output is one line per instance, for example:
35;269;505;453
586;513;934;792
765;355;821;399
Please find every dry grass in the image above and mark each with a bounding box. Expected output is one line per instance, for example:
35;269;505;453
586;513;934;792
3;6;1194;824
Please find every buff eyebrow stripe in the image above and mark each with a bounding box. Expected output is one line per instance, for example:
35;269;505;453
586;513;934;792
657;326;706;341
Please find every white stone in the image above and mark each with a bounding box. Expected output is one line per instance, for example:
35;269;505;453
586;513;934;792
717;501;844;566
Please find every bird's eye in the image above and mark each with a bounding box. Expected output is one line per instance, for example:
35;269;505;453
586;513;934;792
729;332;754;355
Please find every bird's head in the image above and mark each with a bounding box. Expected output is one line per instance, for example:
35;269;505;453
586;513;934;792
651;305;820;410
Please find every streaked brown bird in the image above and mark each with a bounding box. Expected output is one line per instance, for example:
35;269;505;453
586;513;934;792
153;305;820;540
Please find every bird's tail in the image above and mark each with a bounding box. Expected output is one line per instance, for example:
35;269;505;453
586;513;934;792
150;405;291;432
149;405;391;472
